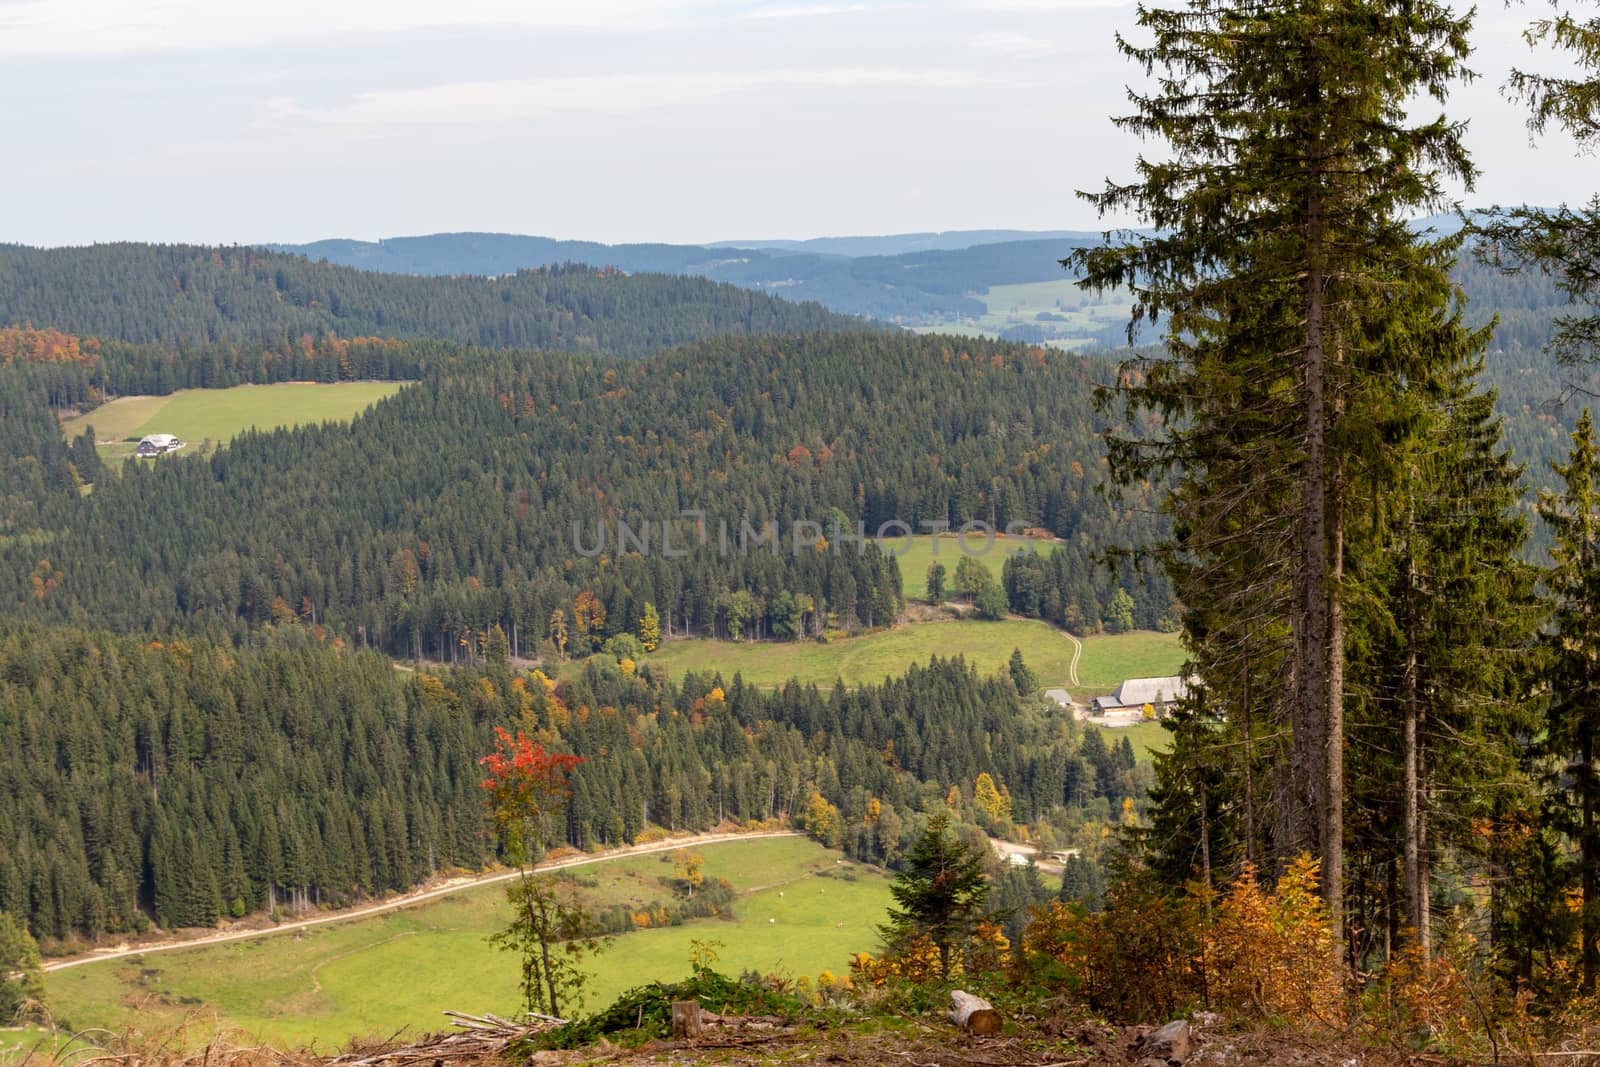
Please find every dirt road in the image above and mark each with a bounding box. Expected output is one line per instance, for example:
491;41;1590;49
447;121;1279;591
44;830;800;973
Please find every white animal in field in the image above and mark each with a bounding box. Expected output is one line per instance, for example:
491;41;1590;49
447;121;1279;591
769;917;776;924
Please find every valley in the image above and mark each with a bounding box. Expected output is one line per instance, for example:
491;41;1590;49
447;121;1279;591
5;0;1600;1054
911;279;1141;348
1;202;1592;1063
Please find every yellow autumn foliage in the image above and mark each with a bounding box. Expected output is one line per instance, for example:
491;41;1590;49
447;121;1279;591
1019;852;1346;1026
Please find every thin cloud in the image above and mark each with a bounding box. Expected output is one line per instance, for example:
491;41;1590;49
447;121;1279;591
737;4;873;18
272;69;997;126
973;31;1056;56
0;0;709;56
975;0;1131;9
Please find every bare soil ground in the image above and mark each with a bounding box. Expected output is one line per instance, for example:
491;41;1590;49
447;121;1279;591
10;1012;1440;1067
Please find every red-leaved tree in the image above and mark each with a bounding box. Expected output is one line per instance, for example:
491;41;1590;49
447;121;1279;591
479;726;602;1019
480;726;584;865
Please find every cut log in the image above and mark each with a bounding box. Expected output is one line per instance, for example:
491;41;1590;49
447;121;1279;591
671;999;704;1041
949;989;1003;1036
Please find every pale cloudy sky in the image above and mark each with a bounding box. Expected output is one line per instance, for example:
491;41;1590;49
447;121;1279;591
0;0;1591;247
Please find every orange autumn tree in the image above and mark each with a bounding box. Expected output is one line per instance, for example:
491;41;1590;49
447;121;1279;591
480;725;584;864
480;727;606;1019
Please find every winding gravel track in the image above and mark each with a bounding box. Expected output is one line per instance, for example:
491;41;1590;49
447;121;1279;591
44;831;800;973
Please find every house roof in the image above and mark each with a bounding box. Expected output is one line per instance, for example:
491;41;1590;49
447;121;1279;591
1111;676;1187;708
1043;688;1071;706
139;433;180;447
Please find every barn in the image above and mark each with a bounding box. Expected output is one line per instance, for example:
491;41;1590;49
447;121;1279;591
1090;676;1188;718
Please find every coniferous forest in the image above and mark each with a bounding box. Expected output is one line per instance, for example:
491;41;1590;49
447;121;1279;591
0;329;1173;656
0;624;1131;941
0;244;866;354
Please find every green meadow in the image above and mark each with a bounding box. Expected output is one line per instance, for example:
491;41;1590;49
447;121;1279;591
61;381;408;463
1070;630;1187;692
643;620;1183;695
43;837;889;1050
908;280;1137;346
1108;719;1174;759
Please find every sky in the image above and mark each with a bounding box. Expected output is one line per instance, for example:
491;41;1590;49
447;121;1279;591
0;0;1593;247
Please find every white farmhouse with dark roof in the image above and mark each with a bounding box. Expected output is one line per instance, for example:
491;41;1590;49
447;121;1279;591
1090;676;1188;717
136;433;183;457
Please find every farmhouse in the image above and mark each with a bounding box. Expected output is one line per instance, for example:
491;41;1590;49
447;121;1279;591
136;433;183;457
1090;675;1188;718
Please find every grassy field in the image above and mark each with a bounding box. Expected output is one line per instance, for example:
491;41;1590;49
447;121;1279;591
0;1028;87;1063
881;533;1058;601
1099;719;1172;759
61;382;408;463
1071;631;1187;692
44;837;889;1049
645;618;1076;687
642;620;1182;695
908;280;1137;345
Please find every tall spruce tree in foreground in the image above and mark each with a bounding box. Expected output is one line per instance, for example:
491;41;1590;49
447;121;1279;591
1536;409;1600;993
1070;0;1478;934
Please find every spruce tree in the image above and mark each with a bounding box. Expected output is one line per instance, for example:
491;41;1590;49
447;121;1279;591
1008;647;1037;695
1072;0;1480;930
880;814;990;977
1536;408;1600;992
1345;349;1537;959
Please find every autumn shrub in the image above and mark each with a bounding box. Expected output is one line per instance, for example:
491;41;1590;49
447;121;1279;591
1081;870;1199;1020
851;935;950;985
1016;874;1196;1019
1018;852;1346;1026
1360;933;1483;1053
849;944;959;1015
849;922;1015;1016
1199;856;1345;1026
968;920;1013;974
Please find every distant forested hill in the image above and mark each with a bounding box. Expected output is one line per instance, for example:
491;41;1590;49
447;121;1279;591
0;243;864;356
268;227;1588;355
706;228;1108;256
1;332;1173;657
267;233;1105;322
1451;255;1600;534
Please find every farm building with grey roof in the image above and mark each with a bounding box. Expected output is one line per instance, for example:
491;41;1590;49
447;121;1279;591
1090;676;1188;717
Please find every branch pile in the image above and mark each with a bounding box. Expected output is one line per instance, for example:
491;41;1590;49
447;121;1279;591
324;1012;561;1067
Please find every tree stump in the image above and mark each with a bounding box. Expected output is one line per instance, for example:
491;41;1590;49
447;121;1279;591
948;990;1003;1035
671;999;704;1041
